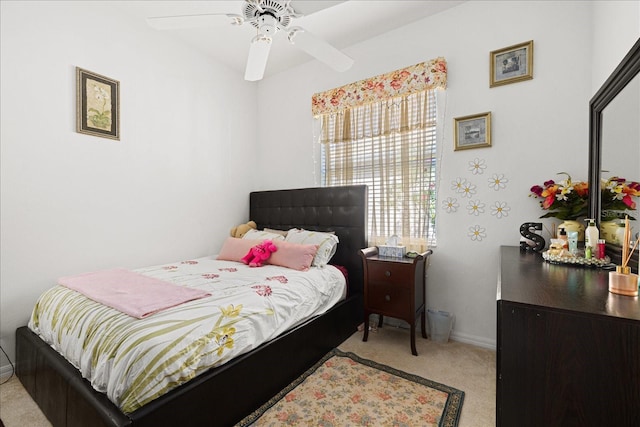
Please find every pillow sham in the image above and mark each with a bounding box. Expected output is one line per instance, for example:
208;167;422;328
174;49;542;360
268;240;318;271
285;229;339;267
242;229;285;241
217;237;261;262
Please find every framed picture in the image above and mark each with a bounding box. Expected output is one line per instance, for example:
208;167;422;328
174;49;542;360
76;67;120;140
490;40;533;87
454;112;491;151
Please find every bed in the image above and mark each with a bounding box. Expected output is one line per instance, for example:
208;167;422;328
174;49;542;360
15;185;368;427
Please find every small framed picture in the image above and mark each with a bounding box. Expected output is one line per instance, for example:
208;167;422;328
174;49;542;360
454;112;491;151
490;40;533;87
76;67;120;140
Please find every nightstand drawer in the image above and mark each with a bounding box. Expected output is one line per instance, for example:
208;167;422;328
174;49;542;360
366;282;410;314
367;261;413;287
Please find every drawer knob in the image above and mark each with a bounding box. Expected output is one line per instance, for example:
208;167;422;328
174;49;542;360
385;271;391;277
385;295;391;301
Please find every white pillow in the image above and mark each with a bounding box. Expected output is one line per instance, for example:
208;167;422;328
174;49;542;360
242;229;285;241
285;229;339;266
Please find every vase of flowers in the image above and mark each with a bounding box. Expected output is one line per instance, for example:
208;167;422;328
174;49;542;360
530;172;589;240
600;177;639;244
601;176;639;220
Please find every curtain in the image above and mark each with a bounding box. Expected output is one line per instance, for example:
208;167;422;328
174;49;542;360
313;58;446;252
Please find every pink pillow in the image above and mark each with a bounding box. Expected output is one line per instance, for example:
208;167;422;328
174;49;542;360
217;238;261;262
268;240;318;271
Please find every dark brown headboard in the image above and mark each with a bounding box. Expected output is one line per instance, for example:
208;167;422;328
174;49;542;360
249;185;368;296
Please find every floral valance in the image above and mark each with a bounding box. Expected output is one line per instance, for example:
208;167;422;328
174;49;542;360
311;57;447;117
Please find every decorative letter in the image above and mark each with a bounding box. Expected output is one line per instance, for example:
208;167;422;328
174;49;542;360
520;222;545;252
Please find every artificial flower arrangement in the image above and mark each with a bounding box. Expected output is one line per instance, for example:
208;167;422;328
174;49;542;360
530;173;639;221
601;176;640;220
529;172;588;220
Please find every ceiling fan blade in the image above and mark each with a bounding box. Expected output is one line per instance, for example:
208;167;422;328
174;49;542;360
291;1;346;16
146;13;236;30
288;27;353;72
245;36;272;81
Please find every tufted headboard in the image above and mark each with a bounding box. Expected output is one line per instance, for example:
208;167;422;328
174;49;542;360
250;185;368;296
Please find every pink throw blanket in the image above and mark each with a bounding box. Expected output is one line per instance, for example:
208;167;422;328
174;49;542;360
58;268;211;319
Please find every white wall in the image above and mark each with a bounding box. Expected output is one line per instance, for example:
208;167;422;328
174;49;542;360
0;1;257;369
255;1;640;348
592;1;640;91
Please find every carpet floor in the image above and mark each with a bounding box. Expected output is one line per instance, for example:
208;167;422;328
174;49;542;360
0;327;496;427
237;348;464;426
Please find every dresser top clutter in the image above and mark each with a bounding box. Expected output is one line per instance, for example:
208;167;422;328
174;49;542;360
498;246;639;321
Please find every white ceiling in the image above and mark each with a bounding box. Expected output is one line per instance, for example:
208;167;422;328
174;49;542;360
116;1;466;79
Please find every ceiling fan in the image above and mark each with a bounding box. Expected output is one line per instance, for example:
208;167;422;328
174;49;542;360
146;0;354;81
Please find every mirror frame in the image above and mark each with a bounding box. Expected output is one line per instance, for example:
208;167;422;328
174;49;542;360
588;37;640;269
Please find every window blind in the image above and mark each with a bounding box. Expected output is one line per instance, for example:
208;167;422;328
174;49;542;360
320;90;438;250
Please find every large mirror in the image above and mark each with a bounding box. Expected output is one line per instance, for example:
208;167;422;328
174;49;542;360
589;38;640;272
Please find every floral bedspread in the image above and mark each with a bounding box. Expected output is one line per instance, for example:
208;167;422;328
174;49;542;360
28;256;346;414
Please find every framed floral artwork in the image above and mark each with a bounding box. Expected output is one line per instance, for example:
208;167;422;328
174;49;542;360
490;40;533;87
76;67;120;140
454;112;491;151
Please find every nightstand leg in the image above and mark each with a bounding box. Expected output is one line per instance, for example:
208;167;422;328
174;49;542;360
363;312;370;342
378;314;383;327
420;309;427;339
410;323;417;356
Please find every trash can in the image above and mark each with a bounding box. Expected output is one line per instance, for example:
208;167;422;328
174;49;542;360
427;309;453;343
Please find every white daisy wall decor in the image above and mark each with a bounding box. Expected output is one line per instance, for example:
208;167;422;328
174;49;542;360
468;158;487;175
490;201;511;219
468;225;487;241
460;181;477;198
467;200;486;216
488;173;508;190
443;197;459;213
443;155;513;242
452;177;467;192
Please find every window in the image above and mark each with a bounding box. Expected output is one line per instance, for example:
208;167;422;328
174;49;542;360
319;90;439;251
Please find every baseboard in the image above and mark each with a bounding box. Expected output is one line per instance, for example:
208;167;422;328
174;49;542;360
379;316;497;351
449;331;496;350
0;363;15;382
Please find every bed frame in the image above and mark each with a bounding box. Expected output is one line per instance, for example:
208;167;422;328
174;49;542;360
15;185;368;427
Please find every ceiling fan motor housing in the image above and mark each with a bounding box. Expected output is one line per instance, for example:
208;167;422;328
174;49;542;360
244;0;292;36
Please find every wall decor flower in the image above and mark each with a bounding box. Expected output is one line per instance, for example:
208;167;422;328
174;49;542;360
529;172;588;220
468;225;487;241
488;173;508;191
468;158;486;175
467;200;485;216
601;176;640;220
460;182;477;198
491;201;511;219
443;197;459;213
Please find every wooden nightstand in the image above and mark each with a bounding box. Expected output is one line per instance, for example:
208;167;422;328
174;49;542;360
360;247;432;356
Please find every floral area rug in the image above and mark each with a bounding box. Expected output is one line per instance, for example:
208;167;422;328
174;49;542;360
236;349;465;427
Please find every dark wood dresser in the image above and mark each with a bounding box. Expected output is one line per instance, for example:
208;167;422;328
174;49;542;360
497;246;640;427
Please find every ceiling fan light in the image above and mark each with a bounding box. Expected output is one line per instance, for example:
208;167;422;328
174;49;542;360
257;14;278;36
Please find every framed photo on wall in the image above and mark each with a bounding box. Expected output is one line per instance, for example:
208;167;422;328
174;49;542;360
454;112;491;151
76;67;120;140
490;40;533;87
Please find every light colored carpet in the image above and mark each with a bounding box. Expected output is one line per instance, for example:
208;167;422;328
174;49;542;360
339;327;496;427
0;327;495;427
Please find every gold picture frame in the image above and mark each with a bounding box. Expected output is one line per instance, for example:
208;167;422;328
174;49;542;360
490;40;533;87
76;67;120;140
454;112;491;151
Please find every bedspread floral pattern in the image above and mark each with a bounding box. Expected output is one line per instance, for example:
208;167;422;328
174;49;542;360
29;256;345;414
